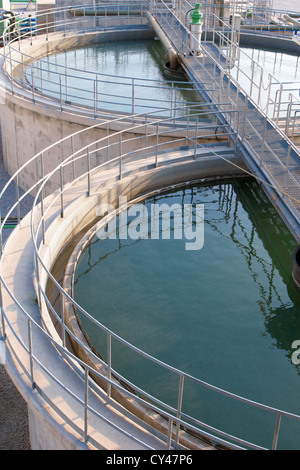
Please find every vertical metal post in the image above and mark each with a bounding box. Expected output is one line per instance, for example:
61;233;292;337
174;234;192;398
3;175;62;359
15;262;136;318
106;124;109;160
84;368;89;444
194;116;198;158
107;332;112;398
186;108;190;146
71;136;75;181
46;13;49;41
167;418;173;450
155;123;159;167
242;95;248;139
28;318;35;389
30;16;33;45
60;165;64;217
260;116;267;165
40;154;45;245
15;174;21;224
9;45;14;95
60;290;66;348
249;64;255;98
59;74;63;111
170;82;174;118
65;67;68;103
145;115;148;149
266;74;272;117
257;68;263;108
35;252;42;308
272;414;281;450
0;285;6;341
173;88;177;119
87;148;91;197
285;143;292;177
276;84;283;125
94;78;98;118
119;133;122;180
31;64;35;103
132;78;135;115
175;375;184;443
285;98;292;138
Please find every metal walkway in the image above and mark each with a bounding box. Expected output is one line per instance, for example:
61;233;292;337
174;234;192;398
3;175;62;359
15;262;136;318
150;3;300;242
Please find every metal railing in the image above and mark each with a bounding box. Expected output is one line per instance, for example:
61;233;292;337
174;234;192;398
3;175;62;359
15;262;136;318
1;1;300;451
150;0;300;231
2;3;187;118
2;104;300;450
1;2;299;123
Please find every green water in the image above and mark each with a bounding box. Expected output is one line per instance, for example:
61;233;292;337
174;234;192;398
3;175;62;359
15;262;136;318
28;39;203;115
74;179;300;449
231;46;300;113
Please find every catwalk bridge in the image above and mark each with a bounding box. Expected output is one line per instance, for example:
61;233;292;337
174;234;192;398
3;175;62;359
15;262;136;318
150;0;300;243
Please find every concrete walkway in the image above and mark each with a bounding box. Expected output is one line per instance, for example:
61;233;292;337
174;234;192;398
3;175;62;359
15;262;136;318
0;133;31;450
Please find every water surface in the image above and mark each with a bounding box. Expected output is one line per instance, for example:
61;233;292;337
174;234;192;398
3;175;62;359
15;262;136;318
74;179;300;449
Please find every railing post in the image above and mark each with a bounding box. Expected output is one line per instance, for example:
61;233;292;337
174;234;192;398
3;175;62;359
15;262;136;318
46;13;49;41
60;165;64;217
28;318;35;389
65;67;68;103
119;134;122;179
155;123;159;167
260;116;267;165
71;136;75;180
257;67;263;108
107;332;112;398
276;84;283;125
31;64;35;103
40;154;45;244
242;95;249;139
186;107;190;146
145;115;148;149
249;64;255;98
0;285;6;341
87;148;91;196
285;97;292;138
9;46;14;96
15;173;20;224
194;115;198;158
170;82;174;118
132;78;135;115
60;290;66;347
175;374;184;443
94;78;98;119
167;417;173;450
59;74;63;111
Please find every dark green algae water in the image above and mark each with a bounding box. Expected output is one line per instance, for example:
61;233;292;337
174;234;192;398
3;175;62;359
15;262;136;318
73;179;300;450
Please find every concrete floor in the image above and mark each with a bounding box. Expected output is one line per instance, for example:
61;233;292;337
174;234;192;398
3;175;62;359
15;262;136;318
0;132;31;450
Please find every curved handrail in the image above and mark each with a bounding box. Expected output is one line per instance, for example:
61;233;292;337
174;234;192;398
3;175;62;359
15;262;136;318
1;2;300;451
0;3;209;118
3;105;297;450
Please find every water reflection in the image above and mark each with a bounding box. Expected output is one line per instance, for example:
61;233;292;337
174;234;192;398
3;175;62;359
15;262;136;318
75;178;299;367
73;178;300;448
25;39;205;116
